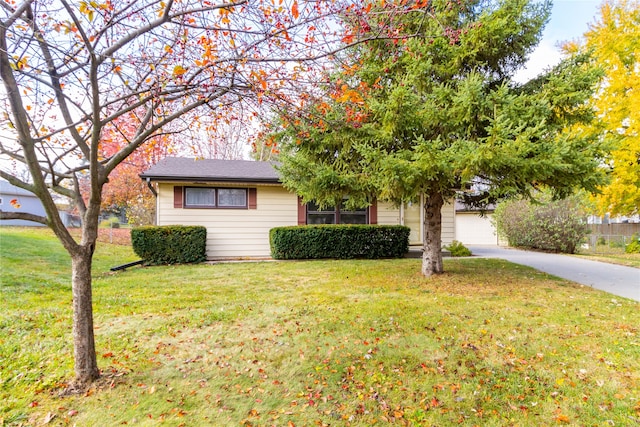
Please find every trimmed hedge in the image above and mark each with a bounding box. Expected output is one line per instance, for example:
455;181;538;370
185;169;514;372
270;225;410;260
131;225;207;265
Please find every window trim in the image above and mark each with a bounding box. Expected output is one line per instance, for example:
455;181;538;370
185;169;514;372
182;186;249;209
217;188;248;208
184;187;217;208
304;200;370;225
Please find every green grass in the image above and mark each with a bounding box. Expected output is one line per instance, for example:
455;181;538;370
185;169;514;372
574;251;640;268
1;227;639;426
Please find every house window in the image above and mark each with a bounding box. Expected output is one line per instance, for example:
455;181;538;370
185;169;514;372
185;187;216;207
306;201;367;224
307;202;336;224
183;187;247;209
339;207;368;224
218;188;247;208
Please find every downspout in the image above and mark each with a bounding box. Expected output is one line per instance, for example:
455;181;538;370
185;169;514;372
145;177;157;197
145;177;159;226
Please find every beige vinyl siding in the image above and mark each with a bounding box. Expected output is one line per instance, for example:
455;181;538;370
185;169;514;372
376;201;401;225
374;199;454;245
157;183;298;259
156;183;457;258
441;200;455;245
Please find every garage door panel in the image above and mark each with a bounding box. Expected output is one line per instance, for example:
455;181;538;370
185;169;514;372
455;213;497;245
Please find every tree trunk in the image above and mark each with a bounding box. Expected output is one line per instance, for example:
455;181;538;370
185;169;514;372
422;191;444;277
71;246;100;387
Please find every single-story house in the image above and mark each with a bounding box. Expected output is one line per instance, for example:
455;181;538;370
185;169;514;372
140;157;460;260
0;180;48;227
0;180;82;227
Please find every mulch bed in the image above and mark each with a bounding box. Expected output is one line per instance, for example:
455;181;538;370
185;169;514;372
97;228;131;245
67;228;132;246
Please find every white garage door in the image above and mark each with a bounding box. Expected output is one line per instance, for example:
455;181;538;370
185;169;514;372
455;213;498;245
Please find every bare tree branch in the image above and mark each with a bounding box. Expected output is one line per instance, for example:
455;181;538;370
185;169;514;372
0;0;440;386
0;210;48;224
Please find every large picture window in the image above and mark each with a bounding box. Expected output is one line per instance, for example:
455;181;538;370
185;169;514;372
184;187;247;209
306;201;367;224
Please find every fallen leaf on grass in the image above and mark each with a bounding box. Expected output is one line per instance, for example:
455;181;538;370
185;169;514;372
42;412;56;424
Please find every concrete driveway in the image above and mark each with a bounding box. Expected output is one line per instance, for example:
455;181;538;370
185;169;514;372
468;245;640;302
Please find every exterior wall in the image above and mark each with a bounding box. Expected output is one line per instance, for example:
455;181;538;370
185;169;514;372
441;200;455;245
156;182;457;258
157;183;298;259
375;199;455;246
376;201;400;225
0;182;47;227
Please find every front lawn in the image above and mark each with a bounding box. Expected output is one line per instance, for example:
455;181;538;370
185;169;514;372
574;251;640;268
1;227;638;426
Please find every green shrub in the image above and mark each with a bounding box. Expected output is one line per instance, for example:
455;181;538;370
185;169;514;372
131;225;207;265
493;195;588;254
444;240;472;257
626;234;640;254
610;237;626;249
270;225;410;260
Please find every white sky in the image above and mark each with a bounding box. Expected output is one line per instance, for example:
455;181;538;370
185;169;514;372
514;0;602;82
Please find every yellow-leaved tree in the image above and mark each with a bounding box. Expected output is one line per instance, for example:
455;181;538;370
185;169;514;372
576;0;640;216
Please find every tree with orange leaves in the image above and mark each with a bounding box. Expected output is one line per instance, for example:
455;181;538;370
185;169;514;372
82;114;178;225
0;0;422;386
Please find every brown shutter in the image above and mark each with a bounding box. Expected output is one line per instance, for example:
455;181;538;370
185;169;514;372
297;197;306;225
369;199;378;224
248;188;257;209
173;186;183;208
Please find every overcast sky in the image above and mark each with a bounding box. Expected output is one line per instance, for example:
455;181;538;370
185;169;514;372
515;0;602;82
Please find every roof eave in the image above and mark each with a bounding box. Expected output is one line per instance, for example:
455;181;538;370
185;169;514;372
140;174;281;184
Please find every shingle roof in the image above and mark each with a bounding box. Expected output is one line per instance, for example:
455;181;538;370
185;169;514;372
140;157;281;183
0;180;38;197
454;200;496;212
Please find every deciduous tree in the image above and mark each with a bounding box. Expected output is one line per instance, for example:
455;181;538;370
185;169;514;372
493;193;590;254
95;115;177;225
273;0;606;276
0;0;413;387
570;0;640;216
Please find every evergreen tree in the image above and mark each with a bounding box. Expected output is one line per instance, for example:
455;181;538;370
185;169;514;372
274;0;606;276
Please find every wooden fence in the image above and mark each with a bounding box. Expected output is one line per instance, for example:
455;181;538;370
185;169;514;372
587;223;640;237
